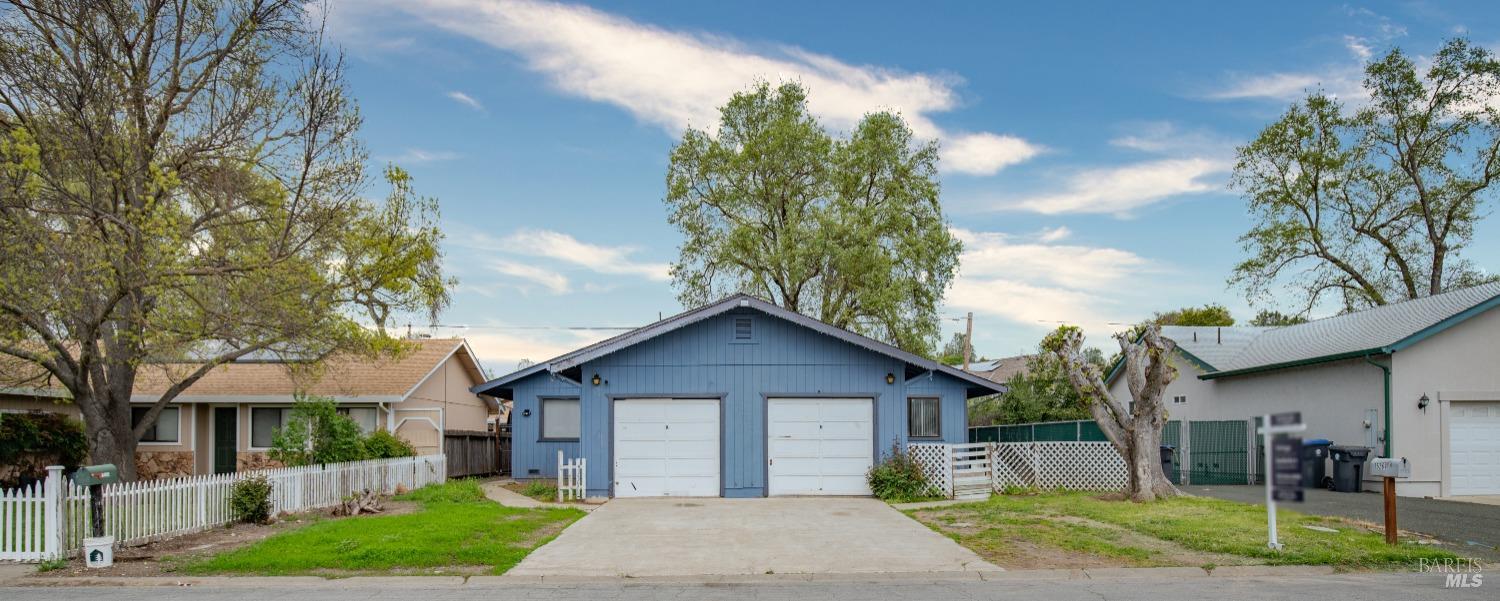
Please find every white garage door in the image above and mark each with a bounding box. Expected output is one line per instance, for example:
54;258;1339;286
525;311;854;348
613;398;720;497
767;398;874;496
1450;401;1500;496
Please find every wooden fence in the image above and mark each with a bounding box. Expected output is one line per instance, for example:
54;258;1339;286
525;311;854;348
2;454;445;562
444;430;509;478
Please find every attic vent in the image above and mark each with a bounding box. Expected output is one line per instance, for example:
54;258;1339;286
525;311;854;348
734;317;753;340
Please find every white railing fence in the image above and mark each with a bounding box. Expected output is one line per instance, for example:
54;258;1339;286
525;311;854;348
3;454;445;562
556;451;586;502
909;442;1128;500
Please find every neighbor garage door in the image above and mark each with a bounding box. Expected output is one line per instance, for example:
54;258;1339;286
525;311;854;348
767;398;874;496
613;398;720;497
1450;401;1500;495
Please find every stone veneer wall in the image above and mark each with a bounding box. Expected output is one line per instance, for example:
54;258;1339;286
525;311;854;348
236;451;283;472
134;450;195;480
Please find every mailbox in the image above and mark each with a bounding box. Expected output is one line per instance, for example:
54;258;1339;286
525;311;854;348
1369;457;1410;478
73;464;121;486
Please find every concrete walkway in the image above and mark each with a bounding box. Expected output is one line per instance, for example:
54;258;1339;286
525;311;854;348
508;497;1001;577
1188;485;1500;561
480;480;598;512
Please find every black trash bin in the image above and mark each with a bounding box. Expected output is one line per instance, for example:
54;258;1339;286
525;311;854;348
1301;438;1333;489
1160;445;1176;483
1329;445;1372;492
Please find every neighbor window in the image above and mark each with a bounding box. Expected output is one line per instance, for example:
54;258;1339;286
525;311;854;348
132;406;180;443
1173;395;1187;404
337;407;378;434
908;397;940;438
251;407;291;448
541;398;580;440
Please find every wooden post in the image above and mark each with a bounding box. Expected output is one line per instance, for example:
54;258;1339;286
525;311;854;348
1383;476;1397;545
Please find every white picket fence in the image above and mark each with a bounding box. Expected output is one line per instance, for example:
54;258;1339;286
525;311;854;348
556;451;586;502
909;441;1128;499
2;454;445;562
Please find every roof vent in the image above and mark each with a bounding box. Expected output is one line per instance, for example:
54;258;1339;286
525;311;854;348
734;317;753;340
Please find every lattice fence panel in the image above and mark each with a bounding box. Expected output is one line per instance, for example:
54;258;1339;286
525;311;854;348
907;443;951;498
991;442;1127;492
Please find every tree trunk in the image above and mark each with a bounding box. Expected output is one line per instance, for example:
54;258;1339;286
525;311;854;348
77;389;139;481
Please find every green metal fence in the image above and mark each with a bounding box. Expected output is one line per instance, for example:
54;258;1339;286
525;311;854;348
1187;420;1251;485
1162;420;1182;484
969;420;1107;443
970;418;1252;486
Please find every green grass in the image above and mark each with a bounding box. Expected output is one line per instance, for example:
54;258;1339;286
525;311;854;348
516;481;558;502
182;480;584;576
911;491;1461;569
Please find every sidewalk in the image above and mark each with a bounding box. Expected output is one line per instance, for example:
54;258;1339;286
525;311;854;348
480;480;599;512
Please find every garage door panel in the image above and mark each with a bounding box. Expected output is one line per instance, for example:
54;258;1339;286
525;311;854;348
767;398;874;496
614;399;721;498
1449;401;1500;496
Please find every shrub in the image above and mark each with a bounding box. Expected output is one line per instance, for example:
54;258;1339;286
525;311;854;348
394;478;485;504
363;430;416;459
867;445;932;502
520;481;557;502
0;411;88;488
230;476;274;524
268;395;367;466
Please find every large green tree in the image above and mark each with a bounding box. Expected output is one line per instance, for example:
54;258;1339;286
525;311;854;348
968;351;1099;427
1231;38;1500;313
665;82;963;355
0;1;450;479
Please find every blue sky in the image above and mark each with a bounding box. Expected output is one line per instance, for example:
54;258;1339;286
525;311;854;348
322;0;1500;372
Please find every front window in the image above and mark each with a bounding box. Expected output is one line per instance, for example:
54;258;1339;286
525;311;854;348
908;397;940;438
132;406;180;443
337;407;378;434
250;407;291;448
541;397;580;440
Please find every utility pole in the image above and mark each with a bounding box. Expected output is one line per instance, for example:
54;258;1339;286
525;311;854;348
962;312;973;371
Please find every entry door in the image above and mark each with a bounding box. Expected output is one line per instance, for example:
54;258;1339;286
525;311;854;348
767;398;874;496
613;399;720;497
213;407;237;474
1450;402;1500;495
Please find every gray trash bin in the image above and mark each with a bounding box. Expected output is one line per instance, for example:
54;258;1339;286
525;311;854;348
1329;446;1372;492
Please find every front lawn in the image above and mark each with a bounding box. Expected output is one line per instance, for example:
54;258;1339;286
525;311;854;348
910;492;1460;570
184;480;584;576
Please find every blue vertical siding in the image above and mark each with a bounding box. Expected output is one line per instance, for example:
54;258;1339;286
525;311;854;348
509;372;581;478
543;308;976;497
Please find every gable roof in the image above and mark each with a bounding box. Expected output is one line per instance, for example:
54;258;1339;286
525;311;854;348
472;294;1008;398
965;355;1033;385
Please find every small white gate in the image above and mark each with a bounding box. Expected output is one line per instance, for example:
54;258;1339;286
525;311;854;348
0;467;62;561
556;451;586;502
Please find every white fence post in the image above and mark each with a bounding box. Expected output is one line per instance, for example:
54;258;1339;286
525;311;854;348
42;465;62;560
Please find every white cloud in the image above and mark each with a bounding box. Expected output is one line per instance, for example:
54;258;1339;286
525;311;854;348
1000;158;1230;216
447;90;485;111
1203;72;1343;102
388;148;462;163
327;0;1039;175
945;227;1156;340
435;327;611;374
488;259;570;294
1036;226;1071;243
504;229;671;281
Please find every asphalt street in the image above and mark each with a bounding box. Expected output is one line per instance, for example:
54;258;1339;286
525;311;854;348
1;573;1489;601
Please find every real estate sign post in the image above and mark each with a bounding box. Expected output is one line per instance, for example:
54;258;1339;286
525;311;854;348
1258;412;1306;550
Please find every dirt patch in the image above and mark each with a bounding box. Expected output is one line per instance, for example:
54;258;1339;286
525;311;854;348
34;499;420;578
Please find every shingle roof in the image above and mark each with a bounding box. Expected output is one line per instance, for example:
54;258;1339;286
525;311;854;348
472;294;1008;398
1205;282;1500;376
965;355;1034;384
1158;326;1271;371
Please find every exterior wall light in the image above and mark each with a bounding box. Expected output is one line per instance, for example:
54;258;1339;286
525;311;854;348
886;373;896;385
521;409;531;417
1418;393;1430;412
591;374;602;386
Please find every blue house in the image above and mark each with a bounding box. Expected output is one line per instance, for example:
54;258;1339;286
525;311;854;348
472;294;1005;498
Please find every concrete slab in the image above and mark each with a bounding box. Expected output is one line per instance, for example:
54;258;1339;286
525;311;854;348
507;497;1001;577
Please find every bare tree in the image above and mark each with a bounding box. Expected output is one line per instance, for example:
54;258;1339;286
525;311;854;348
1047;325;1180;501
0;1;450;479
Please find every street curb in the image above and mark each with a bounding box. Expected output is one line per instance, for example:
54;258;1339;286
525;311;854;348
7;565;1346;587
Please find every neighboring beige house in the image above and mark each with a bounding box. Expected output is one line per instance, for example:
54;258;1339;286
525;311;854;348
965;355;1034;386
0;338;497;480
1106;283;1500;498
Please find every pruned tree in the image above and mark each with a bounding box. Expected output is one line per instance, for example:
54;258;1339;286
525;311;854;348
0;1;451;479
1045;325;1180;502
665;81;963;356
1231;38;1500;313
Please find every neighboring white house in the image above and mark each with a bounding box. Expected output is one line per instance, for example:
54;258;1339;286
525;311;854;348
1106;282;1500;498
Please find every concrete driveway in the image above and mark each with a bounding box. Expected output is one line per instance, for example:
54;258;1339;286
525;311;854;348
1188;485;1500;561
508;497;1000;577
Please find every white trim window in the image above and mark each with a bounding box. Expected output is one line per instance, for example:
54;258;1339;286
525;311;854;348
338;407;378;434
1173;395;1187;404
132;406;180;443
250;407;291;449
540;398;580;441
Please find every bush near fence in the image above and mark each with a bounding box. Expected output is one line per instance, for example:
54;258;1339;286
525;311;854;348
1;454;445;562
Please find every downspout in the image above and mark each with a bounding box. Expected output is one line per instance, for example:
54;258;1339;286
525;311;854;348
1363;354;1392;458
